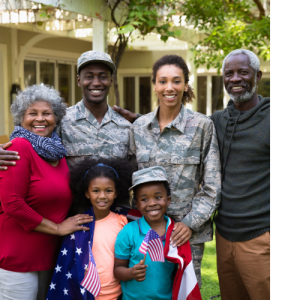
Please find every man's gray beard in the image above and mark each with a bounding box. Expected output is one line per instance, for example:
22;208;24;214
228;86;256;103
228;77;258;103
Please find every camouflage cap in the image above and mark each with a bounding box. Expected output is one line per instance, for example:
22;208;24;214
77;50;116;74
129;166;169;191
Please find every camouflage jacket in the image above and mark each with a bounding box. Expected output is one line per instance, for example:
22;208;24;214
58;100;132;168
129;104;221;243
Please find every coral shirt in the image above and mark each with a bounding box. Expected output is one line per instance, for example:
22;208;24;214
93;212;127;300
0;138;72;272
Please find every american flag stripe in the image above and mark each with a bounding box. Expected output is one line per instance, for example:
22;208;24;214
139;241;148;255
80;243;101;297
139;229;165;262
149;239;164;261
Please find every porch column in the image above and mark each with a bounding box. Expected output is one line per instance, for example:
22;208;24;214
206;75;212;116
186;45;197;111
92;19;108;52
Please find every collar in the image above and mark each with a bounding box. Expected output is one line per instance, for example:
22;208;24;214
138;215;171;235
146;104;187;133
74;100;119;129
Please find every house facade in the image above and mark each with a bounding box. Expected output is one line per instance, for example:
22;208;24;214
0;0;270;139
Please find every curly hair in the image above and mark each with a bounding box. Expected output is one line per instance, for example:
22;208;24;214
152;55;196;105
10;84;67;126
68;157;138;216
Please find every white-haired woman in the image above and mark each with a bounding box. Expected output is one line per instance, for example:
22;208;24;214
0;85;93;300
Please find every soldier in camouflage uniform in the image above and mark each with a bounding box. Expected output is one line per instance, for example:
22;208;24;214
129;55;221;288
58;50;132;168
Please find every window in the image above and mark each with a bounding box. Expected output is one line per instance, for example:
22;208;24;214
24;60;36;87
123;77;135;112
139;77;151;115
24;59;81;106
197;76;207;115
122;75;151;114
58;64;71;105
197;75;224;115
258;78;270;98
212;76;224;113
40;62;54;86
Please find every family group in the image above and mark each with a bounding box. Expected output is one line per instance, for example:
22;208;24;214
0;48;270;300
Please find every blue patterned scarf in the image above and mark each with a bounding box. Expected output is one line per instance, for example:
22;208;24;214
10;126;67;162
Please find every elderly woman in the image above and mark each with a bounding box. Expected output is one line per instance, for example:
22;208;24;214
0;85;93;300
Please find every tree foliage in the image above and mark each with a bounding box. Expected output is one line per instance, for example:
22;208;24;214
180;0;270;72
108;0;269;102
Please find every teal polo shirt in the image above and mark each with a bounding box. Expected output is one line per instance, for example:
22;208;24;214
115;216;175;300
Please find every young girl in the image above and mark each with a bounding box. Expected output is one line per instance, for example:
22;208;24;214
46;157;137;300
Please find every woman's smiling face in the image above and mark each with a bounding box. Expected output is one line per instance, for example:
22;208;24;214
153;64;188;110
21;101;56;137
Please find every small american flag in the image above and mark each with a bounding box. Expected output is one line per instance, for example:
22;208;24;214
80;242;101;297
139;229;165;262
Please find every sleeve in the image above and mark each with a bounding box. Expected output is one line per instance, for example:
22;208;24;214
0;138;43;232
181;121;221;232
117;213;128;229
55;124;62;138
114;225;132;260
128;125;137;162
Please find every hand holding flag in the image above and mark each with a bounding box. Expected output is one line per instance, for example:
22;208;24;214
131;259;147;282
80;242;101;297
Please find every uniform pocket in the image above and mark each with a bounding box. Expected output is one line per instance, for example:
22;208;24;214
171;150;200;164
112;143;129;159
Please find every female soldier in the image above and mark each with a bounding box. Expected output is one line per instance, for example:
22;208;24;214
129;55;221;287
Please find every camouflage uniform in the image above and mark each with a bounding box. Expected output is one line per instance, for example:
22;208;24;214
129;104;221;287
57;100;133;168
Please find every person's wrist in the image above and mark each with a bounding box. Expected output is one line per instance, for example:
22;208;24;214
56;223;61;236
130;267;135;280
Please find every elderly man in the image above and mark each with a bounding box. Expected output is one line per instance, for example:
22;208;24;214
211;49;270;300
0;50;133;170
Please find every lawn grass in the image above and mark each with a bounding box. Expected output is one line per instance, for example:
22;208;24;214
200;230;221;300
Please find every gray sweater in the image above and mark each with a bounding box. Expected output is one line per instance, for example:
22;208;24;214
211;96;270;242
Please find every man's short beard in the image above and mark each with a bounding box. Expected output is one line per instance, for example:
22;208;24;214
228;76;257;103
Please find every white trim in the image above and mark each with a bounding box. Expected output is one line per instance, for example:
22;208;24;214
54;60;59;90
0;44;9;136
11;28;18;84
36;60;40;85
134;76;139;114
71;65;76;106
206;75;212;116
25;46;81;62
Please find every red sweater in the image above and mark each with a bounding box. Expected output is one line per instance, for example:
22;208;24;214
0;138;72;272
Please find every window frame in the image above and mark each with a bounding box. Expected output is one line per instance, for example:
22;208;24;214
23;53;78;106
118;69;153;114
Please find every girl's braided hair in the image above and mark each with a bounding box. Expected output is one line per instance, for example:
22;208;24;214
68;157;137;216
